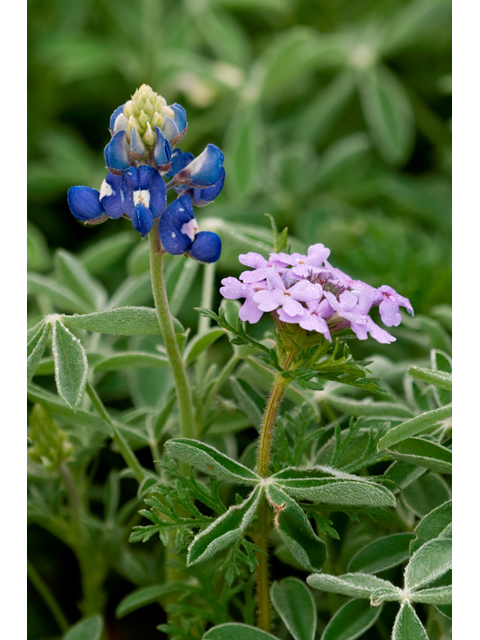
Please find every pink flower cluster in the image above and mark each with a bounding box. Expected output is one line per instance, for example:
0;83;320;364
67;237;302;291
219;244;414;344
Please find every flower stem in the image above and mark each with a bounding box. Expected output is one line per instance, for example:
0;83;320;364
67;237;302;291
254;351;295;632
149;224;194;439
86;383;145;484
27;559;70;633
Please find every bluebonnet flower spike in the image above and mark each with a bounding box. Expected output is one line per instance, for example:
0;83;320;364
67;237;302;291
174;144;224;188
159;195;197;255
67;187;108;224
121;166;167;237
192;167;225;206
104;130;131;174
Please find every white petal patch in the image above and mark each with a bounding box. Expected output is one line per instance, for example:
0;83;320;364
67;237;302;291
133;190;151;209
114;113;129;134
181;218;199;242
99;179;114;200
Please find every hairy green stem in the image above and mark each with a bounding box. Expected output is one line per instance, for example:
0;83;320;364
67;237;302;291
149;224;194;439
86;383;145;484
27;559;69;633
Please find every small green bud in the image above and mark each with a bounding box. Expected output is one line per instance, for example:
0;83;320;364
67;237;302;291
143;122;156;147
123;84;175;147
28;404;72;472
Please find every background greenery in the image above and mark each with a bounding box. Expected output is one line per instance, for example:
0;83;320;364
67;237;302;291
28;0;451;638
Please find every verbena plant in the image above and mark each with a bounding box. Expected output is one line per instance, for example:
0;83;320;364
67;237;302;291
27;86;452;640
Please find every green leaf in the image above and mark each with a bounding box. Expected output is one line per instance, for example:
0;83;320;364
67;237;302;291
266;484;326;572
407;366;452;391
93;352;169;373
184;329;225;365
410;585;452;605
410;500;452;555
225;102;261;199
55;249;107;311
230;377;263;431
63;615;103;640
27;221;51;272
63;307;164;336
168;257;200;317
116;583;184;618
165;438;261;485
386;438;451;474
52;320;88;411
402;473;450;518
326;396;413;419
203;623;279;639
404;538;451;591
28;272;91;314
27;383;112;436
348;533;415;574
271;577;316;640
107;272;153;308
392;602;428;640
321;598;383;640
383;461;427;493
27;322;51;384
377;404;452;450
187;485;262;565
358;64;414;165
79;230;136;275
271;468;395;508
307;572;398;600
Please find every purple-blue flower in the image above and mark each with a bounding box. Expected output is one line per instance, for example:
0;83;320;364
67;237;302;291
121;166;167;237
377;285;414;327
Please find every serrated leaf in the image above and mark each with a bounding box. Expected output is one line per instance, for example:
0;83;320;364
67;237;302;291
52;320;88;411
27;322;50;384
392;602;428;640
267;484;326;571
165;438;261;485
203;623;279;639
306;572;398;600
321;598;383;640
409;585;452;605
404;538;451;591
187;485;262;565
27;383;112;436
410;500;452;555
63;615;103;640
63;307;168;336
358;64;414;165
28;272;91;314
348;533;415;574
402;473;450;518
271;577;316;640
407;366;452;391
183;329;225;365
116;583;184;618
377;404;452;450
93;352;169;373
55;249;107;311
386;437;451;474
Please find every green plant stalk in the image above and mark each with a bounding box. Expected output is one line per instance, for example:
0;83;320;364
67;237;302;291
254;350;295;632
27;559;70;633
86;383;145;484
149;224;194;439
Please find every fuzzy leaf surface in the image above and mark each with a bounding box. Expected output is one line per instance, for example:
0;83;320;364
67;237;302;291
52;320;88;411
410;500;452;554
348;533;415;574
409;585;452;605
306;572;398;599
165;438;260;485
27;322;50;384
407;365;452;391
378;404;452;450
392;602;428;640
321;598;383;640
187;485;262;565
386;437;451;474
267;484;326;571
93;352;169;373
404;538;452;590
271;577;316;640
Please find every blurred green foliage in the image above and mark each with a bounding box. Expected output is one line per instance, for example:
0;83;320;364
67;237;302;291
28;0;451;316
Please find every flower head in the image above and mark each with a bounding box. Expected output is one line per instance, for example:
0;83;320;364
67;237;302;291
220;242;414;344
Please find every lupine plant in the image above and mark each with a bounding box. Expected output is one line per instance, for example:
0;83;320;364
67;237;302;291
27;86;452;640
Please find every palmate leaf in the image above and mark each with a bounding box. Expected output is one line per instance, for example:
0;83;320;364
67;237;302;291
409;586;452;605
404;538;452;591
306;572;399;601
391;602;428;640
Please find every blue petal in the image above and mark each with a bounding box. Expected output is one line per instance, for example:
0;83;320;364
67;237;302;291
159;195;195;255
193;167;225;206
67;186;105;222
175;144;224;188
109;104;125;134
120;167;139;217
138;166;167;218
104;130;130;174
131;203;154;237
189;231;222;263
99;173;124;219
166;149;194;179
154;126;172;167
130;127;146;159
170;103;187;134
